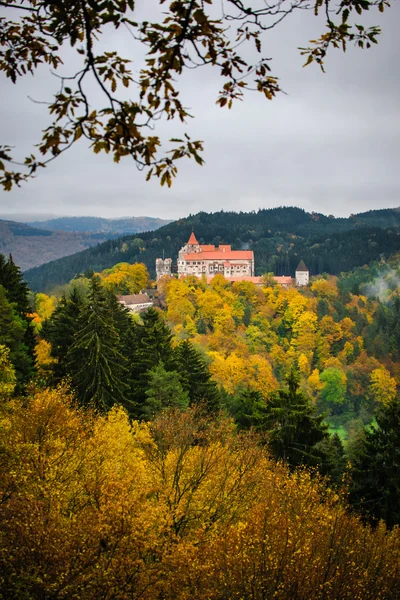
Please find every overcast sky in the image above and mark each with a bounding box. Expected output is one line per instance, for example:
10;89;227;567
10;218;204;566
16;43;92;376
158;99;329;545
1;1;399;221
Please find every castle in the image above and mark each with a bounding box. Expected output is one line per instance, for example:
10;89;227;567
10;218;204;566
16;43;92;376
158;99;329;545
156;232;309;286
157;232;254;280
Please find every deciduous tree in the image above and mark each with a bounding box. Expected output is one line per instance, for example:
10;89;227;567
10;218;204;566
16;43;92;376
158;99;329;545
0;0;389;190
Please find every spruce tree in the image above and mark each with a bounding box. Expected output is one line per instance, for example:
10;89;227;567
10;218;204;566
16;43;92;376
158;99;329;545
349;397;400;527
0;285;34;391
0;254;35;388
104;288;135;355
264;371;329;469
175;340;220;411
230;386;268;431
142;362;189;419
3;254;30;315
66;278;129;412
42;287;86;382
0;254;7;290
128;307;176;413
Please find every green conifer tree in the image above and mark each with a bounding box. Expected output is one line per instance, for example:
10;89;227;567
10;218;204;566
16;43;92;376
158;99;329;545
264;370;329;469
0;254;7;289
142;361;189;419
230;386;268;432
128;307;177;413
0;284;34;392
42;287;86;382
3;254;30;315
175;340;220;411
349;397;400;528
66;278;129;411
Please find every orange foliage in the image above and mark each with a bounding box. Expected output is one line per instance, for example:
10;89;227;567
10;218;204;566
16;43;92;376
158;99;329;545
1;390;399;600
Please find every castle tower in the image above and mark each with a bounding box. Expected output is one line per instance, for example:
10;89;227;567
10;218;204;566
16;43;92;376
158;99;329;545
156;257;172;280
295;260;309;286
179;231;199;255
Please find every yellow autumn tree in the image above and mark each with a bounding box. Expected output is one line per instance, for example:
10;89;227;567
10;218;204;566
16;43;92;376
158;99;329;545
165;278;196;326
311;277;339;299
291;310;318;360
369;367;398;406
35;339;56;379
298;353;311;377
36;292;57;321
1;389;400;600
98;262;149;294
248;354;278;396
208;351;246;394
0;345;16;398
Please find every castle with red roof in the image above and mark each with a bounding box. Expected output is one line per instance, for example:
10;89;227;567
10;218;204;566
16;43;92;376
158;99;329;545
156;232;309;286
176;231;254;279
156;232;254;280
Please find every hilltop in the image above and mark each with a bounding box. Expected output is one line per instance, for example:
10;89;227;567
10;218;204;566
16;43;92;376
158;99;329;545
0;216;171;271
26;215;172;235
24;206;400;292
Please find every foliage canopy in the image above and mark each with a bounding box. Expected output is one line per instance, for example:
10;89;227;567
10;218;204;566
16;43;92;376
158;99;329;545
1;0;390;189
1;387;400;599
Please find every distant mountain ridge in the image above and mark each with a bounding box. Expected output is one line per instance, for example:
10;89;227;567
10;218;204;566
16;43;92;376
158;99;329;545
27;215;172;234
0;215;170;271
23;206;400;292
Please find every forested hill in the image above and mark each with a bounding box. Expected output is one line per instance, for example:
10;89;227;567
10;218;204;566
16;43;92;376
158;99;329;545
0;219;121;272
27;215;172;234
25;207;400;291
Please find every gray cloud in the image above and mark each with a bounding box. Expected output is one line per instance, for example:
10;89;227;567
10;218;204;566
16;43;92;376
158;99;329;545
1;2;399;220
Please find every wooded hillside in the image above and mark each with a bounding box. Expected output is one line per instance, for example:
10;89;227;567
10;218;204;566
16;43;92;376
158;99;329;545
25;207;400;291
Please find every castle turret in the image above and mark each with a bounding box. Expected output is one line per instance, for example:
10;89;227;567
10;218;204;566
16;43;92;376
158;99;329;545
156;257;172;280
295;260;309;286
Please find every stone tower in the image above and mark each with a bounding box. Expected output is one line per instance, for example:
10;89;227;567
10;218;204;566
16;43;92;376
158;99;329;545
295;260;309;286
155;257;172;280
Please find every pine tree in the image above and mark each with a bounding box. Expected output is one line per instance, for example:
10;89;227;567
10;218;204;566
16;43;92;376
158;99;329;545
128;307;177;413
0;284;34;391
175;340;220;411
42;287;86;382
264;371;329;469
230;386;268;431
104;288;136;355
0;254;35;389
142;361;189;419
0;254;7;289
349;397;400;527
66;278;129;411
3;254;30;315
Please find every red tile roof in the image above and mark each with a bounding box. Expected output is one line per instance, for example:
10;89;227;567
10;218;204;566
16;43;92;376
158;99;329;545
274;276;294;285
187;232;198;245
206;276;262;284
199;244;216;251
184;250;253;261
